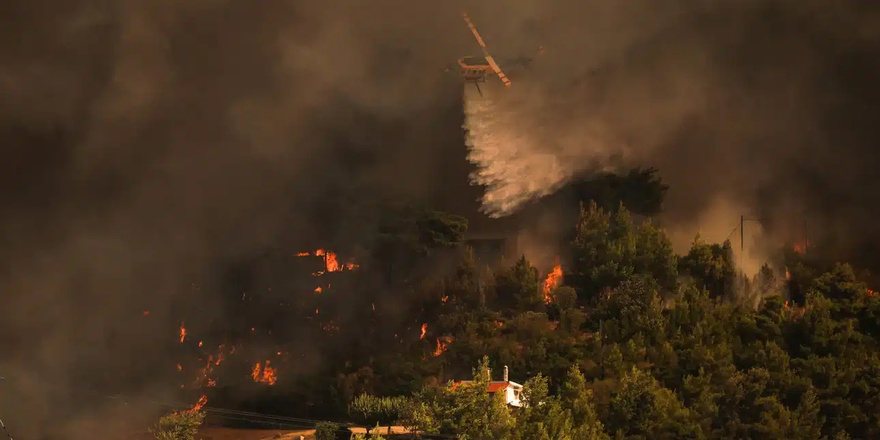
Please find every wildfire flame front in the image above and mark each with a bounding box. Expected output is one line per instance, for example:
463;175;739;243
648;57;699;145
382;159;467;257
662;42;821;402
543;264;563;304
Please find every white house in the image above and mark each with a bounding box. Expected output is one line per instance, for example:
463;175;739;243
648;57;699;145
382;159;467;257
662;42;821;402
452;365;524;407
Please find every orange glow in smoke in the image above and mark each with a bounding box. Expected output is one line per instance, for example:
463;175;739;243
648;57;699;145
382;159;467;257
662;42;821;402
793;239;810;255
542;264;563;304
251;361;278;385
143;311;150;316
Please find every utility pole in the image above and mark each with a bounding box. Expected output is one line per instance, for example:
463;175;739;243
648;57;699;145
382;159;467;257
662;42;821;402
804;219;809;255
739;215;763;255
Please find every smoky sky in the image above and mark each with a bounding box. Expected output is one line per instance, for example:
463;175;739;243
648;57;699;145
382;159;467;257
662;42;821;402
2;0;880;437
461;0;880;266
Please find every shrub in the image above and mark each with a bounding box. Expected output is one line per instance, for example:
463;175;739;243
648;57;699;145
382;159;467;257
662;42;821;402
149;410;205;440
315;421;339;440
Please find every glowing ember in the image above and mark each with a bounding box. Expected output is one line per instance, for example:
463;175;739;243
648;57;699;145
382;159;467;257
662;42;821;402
143;311;150;316
495;321;503;327
542;264;563;304
785;268;791;281
177;364;183;371
420;323;427;339
251;361;278;385
198;341;203;348
868;289;876;296
314;286;322;293
345;262;359;270
441;294;449;303
179;323;187;343
296;252;310;257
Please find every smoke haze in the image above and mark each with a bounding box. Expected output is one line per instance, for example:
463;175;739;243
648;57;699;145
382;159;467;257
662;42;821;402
2;0;880;437
461;0;880;267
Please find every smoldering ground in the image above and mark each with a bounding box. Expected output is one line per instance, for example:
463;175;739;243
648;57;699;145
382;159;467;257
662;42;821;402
2;0;880;437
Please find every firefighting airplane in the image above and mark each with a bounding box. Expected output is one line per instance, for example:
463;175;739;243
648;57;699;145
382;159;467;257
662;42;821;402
455;12;543;96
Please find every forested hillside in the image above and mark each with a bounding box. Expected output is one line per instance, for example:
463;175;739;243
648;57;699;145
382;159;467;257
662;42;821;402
300;200;880;440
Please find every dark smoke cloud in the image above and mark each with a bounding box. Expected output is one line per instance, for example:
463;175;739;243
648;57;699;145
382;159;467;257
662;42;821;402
0;0;472;437
2;0;880;437
461;0;880;272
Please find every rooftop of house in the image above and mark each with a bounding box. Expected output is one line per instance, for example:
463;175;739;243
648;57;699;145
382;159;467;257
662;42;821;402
452;380;523;392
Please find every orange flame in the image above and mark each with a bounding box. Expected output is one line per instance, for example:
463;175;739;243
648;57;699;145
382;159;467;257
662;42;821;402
441;294;449;303
314;286;322;293
177;363;183;371
495;321;503;327
868;289;876;297
433;337;451;357
179;323;187;343
325;252;341;272
301;249;358;274
420;323;427;340
793;239;810;255
187;395;208;413
542;264;563;304
251;361;278;385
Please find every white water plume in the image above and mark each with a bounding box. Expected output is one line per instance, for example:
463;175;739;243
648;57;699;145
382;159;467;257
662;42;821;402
462;80;625;218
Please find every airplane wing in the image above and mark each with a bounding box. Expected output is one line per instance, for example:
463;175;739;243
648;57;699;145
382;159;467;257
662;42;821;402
462;12;512;87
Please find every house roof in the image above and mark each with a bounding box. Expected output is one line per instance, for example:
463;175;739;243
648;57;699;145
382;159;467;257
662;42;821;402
451;380;522;393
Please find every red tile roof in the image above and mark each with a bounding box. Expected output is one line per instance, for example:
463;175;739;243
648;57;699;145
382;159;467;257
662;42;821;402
451;380;511;393
486;382;510;393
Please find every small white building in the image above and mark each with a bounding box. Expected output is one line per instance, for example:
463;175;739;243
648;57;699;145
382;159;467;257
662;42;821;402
452;365;524;407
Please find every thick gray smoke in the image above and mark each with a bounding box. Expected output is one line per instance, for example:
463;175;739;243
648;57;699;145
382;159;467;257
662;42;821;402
461;0;880;267
463;80;624;217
